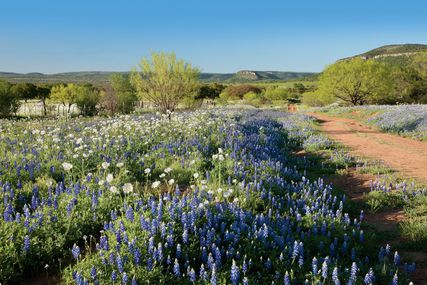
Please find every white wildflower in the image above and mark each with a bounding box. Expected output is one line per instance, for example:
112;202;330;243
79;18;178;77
122;183;133;194
106;173;114;183
62;162;73;171
144;168;151;174
102;162;110;169
151;181;161;189
168;179;175;185
109;186;118;193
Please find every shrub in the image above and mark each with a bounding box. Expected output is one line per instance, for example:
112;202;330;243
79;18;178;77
75;85;101;116
0;80;20;117
197;83;225;99
302;91;333;106
222;84;262;100
243;91;259;101
263;86;289;101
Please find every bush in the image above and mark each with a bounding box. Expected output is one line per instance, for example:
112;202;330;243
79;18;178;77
0;80;20;117
75;85;101;116
197;83;225;99
263;86;289;101
222;84;262;100
243;91;259;101
302;91;333;106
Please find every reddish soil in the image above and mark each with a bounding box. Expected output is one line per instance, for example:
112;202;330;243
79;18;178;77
310;113;427;184
310;113;427;283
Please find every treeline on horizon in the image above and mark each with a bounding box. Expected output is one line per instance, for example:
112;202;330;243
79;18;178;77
303;51;427;106
2;50;427;118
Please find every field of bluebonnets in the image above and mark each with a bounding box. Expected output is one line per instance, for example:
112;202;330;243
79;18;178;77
314;104;427;140
0;109;414;284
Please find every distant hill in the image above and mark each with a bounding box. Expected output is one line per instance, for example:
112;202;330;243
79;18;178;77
0;70;316;85
340;44;427;66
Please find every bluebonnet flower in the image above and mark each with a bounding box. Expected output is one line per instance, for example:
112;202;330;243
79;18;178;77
348;262;358;285
173;259;180;277
332;267;340;285
364;268;375;284
182;228;189;244
292;241;299;259
284;271;290;285
230;260;240;285
391;273;398;285
312;257;318;275
133;247;141;265
111;271;117;282
322;258;329;279
126;206;134;222
200;264;208;281
210;264;217;285
90;266;97;279
122;272;129;284
116;254;124;273
385;244;391;255
188;267;196;282
132;277;137;285
72;244;80;260
394;251;400;266
243;276;249;285
23;235;30;253
100;235;109;251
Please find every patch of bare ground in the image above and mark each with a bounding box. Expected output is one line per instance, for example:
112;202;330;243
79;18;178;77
309;113;427;184
324;163;426;282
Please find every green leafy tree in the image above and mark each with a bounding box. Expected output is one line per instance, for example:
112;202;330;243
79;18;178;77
220;84;262;100
0;80;20;117
109;73;138;114
197;83;225;99
317;58;396;105
130;52;200;114
75;84;101;116
263;86;289;101
411;51;427;80
50;84;79;114
36;85;51;116
11;83;38;102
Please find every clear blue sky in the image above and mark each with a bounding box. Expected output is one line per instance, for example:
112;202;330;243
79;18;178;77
1;0;426;73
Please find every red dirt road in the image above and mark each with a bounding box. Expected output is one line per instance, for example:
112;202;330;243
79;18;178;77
310;113;427;183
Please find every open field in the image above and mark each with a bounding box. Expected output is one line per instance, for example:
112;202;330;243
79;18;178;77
1;109;421;284
310;105;427;141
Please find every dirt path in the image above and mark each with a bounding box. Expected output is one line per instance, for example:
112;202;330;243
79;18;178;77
309;112;427;283
310;113;427;184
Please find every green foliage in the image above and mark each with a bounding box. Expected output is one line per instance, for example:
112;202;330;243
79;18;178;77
107;73;138;114
197;83;225;99
131;52;200;114
11;83;38;102
242;91;259;101
75;85;101;116
50;83;80;112
317;58;397;105
221;84;262;100
365;191;405;213
35;85;51;116
263;86;289;101
302;91;333;106
0;80;20;117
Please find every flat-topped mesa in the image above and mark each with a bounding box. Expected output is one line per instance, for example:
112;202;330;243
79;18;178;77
236;70;261;80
